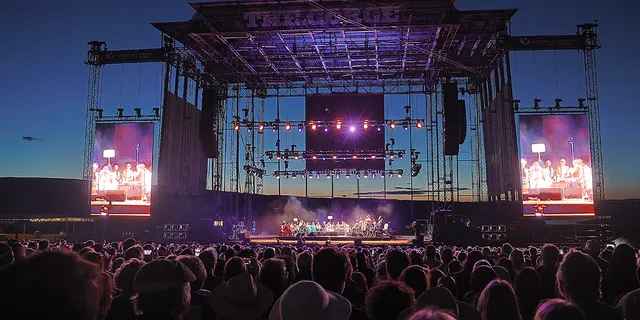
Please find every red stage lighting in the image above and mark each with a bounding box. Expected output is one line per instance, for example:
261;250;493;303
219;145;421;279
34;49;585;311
285;122;292;131
390;121;396;129
336;121;342;130
363;121;369;130
311;123;317;130
416;121;423;128
258;123;265;131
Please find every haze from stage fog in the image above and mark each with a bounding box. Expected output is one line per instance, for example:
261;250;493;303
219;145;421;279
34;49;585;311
0;0;638;199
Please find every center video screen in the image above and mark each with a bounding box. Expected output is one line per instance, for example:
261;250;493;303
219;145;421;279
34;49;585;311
518;114;594;216
91;122;155;216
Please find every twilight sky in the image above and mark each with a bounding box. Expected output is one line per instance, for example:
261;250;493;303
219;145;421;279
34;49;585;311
0;0;639;199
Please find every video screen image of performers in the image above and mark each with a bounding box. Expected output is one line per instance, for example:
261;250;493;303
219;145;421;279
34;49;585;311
91;122;155;215
279;215;390;238
518;114;594;215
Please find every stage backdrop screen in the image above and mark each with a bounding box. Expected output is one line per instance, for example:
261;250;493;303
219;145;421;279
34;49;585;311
305;93;385;171
518;114;594;216
91;122;154;216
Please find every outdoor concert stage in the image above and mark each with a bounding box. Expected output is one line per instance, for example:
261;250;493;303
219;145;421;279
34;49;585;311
246;234;415;246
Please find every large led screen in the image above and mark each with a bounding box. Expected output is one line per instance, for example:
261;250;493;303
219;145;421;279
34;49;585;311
91;122;154;215
518;114;594;216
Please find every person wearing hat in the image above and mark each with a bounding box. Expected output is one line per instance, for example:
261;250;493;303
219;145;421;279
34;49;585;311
269;280;351;320
134;259;196;320
210;272;274;320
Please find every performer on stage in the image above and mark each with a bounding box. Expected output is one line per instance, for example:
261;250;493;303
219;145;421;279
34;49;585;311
520;159;530;187
556;158;571;182
542;160;554;185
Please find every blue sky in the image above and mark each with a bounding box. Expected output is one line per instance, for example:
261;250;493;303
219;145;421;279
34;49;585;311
1;0;638;199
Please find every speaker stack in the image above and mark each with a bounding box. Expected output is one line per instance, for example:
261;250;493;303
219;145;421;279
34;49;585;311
442;82;467;156
200;87;219;158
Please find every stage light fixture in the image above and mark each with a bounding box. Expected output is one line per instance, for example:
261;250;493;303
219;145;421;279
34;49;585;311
134;108;142;117
371;155;376;159
153;107;160;117
352;155;357;159
403;121;409;130
234;123;240;131
311;123;317;130
324;127;329;132
416;121;423;128
332;155;337;159
377;126;382;132
294;155;299;160
346;174;350;179
335;174;339;179
272;123;278;132
298;123;304;132
390;121;396;129
258;123;265;132
336;121;342;130
285;122;292;131
349;125;356;133
363;121;369;130
534;98;542;109
578;98;586;108
554;98;562;109
117;108;124;118
312;155;317;160
326;174;331;179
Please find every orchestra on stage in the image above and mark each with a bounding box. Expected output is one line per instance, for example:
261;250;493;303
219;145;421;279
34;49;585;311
279;215;390;238
91;161;152;203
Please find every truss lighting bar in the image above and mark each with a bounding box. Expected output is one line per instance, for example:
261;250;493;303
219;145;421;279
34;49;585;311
265;149;406;160
232;119;426;131
273;169;404;179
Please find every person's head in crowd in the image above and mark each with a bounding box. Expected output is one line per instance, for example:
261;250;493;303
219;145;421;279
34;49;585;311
515;267;542;320
502;243;514;257
263;247;276;260
556;251;601;304
541;244;562;268
606;243;640;304
114;258;144;295
510;249;525;272
410;249;423;266
457;251;467;264
112;257;125;273
429;268;446;289
198;247;217;276
584;239;603;257
448;260;462;274
464;250;484;273
533;299;585;320
477;279;522;320
366;280;415;320
473;259;491;271
350;271;369;305
401;265;429;297
617;288;640;320
493;265;511;282
224;256;247;281
408;308;457;320
415;286;458;317
37;239;49;251
0;242;14;267
259;258;289;298
376;261;387;282
125;245;144;261
313;247;349;293
437;276;456;296
134;259;195;320
122;238;137;251
82;250;106;272
269;280;351;320
441;247;454;265
296;250;313;280
177;255;207;291
386;248;411;280
470;265;497;296
10;242;26;261
157;246;169;257
0;250;101;320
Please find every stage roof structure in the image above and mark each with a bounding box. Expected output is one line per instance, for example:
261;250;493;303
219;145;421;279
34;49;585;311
153;0;515;88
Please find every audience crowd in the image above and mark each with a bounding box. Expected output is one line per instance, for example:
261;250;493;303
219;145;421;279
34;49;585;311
1;238;639;320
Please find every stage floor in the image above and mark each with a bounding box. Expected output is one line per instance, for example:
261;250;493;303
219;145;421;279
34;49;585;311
90;200;151;216
246;234;415;246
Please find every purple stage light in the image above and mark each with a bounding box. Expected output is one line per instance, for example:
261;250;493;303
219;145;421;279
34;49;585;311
349;125;356;133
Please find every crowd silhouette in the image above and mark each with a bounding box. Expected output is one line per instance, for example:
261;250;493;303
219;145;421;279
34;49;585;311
0;238;638;320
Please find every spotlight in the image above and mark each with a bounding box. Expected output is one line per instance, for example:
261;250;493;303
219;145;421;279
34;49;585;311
258;123;265;132
134;108;142;117
294;155;299;160
335;174;339;179
332;155;337;159
403;121;409;130
311;122;317;130
326;174;331;179
371;155;376;159
272;123;278;132
324;127;329;133
234;123;240;131
352;155;357;159
349;125;356;133
298;123;304;132
153;107;160;117
345;174;350;179
390;121;396;129
312;155;317;160
416;121;423;128
285;122;292;131
336;121;342;130
363;121;369;130
309;174;313;179
377;126;382;132
117;108;124;118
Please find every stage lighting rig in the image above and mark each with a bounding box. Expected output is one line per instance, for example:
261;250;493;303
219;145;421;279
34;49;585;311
512;99;521;111
117;108;124;118
258;123;265;132
285;122;292;131
533;98;542;109
153;107;160;117
90;108;104;118
298;123;304;132
134;108;142;117
578;98;586;109
554;98;562;109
